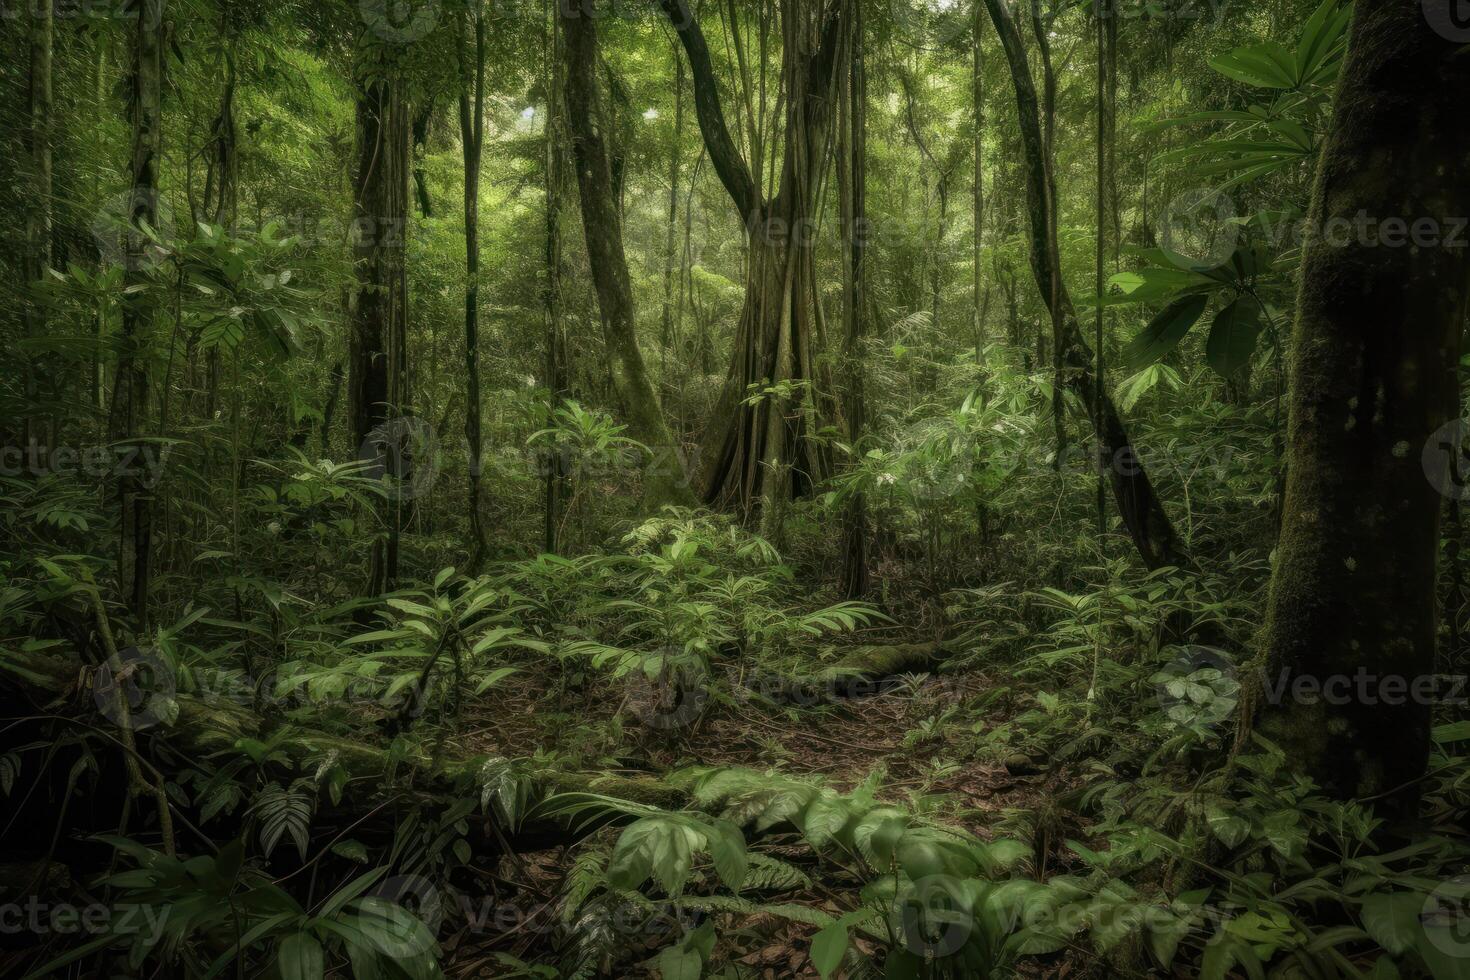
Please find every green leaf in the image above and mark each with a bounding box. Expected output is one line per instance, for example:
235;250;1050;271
1360;891;1424;957
331;840;369;864
811;922;848;979
655;945;702;980
1123;294;1209;369
1433;721;1470;744
277;932;325;980
1204;805;1251;849
706;819;748;892
1205;295;1264;378
1210;42;1298;88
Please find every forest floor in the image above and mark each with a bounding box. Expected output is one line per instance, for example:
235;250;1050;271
440;660;1080;978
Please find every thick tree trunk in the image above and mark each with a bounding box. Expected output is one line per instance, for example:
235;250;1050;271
458;4;489;571
661;0;846;524
113;0;165;631
562;4;694;510
982;0;1183;571
1255;0;1470;815
348;73;411;595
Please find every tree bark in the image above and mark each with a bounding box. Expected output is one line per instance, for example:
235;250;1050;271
972;6;985;364
660;53;686;370
561;4;695;510
23;0;53;454
202;41;238;423
837;0;869;599
458;3;489;571
543;5;569;554
348;68;411;596
113;0;166;631
659;0;847;525
981;0;1184;571
1255;0;1470;815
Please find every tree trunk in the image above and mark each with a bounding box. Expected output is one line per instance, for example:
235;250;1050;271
348;69;411;596
1255;0;1470;815
23;0;53;453
660;54;686;368
837;0;869;599
202;42;238;422
561;3;694;510
982;0;1184;571
660;0;846;525
113;0;165;631
1029;4;1067;472
1093;1;1112;535
543;6;569;555
458;3;489;570
972;7;985;364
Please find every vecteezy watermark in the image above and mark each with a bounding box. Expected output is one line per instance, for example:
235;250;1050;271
360;0;440;41
94;646;178;732
91;189;176;273
1158;188;1241;272
1423;417;1470;501
358;416;440;503
1;442;170;489
626;650;711;731
894;875;975;959
1422;876;1470;960
1258;668;1468;708
1423;0;1470;42
461;896;697;939
0;898;169;945
366;875;442;958
1152;645;1239;732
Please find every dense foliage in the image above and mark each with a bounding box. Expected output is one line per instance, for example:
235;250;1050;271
2;0;1468;977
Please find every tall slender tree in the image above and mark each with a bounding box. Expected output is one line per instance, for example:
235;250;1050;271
542;1;569;554
113;0;166;628
660;49;687;372
24;0;53;455
981;0;1183;570
837;0;868;599
348;48;412;595
562;2;694;510
458;0;489;570
972;6;987;366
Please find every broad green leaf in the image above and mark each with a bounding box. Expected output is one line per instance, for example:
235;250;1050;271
1123;294;1209;369
1205;296;1264;378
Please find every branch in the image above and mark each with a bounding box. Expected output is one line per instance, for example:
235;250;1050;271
655;0;761;222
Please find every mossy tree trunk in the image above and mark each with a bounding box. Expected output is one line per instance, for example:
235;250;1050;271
561;5;695;511
348;62;411;595
457;2;489;570
1256;0;1470;815
837;0;870;599
660;0;846;527
112;0;166;631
